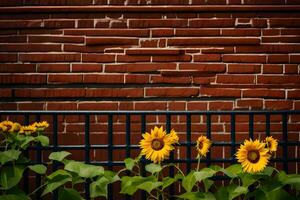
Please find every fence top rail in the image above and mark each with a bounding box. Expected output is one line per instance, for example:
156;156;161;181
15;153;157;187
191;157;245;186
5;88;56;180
0;110;299;115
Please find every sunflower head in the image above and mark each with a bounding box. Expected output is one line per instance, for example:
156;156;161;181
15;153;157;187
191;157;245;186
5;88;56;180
20;125;37;135
264;136;278;154
236;139;270;174
139;126;178;163
0;120;14;133
196;135;212;158
32;121;49;132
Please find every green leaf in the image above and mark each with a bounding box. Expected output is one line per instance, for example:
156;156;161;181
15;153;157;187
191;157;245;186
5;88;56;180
267;188;297;200
182;171;196;192
145;163;162;174
20;136;35;149
124;158;135;171
261;166;275;176
90;176;110;198
203;179;214;192
0;165;25;190
0;150;21;165
6;187;30;200
240;173;259;187
0;194;26;200
49;151;71;162
120;176;156;195
162;177;176;190
35;135;49;146
222;164;242;178
215;186;229;200
178;192;216;200
194;168;216;182
42;170;72;196
103;170;120;184
64;161;104;178
137;181;162;194
58;188;83;200
227;185;248;200
28;164;47;175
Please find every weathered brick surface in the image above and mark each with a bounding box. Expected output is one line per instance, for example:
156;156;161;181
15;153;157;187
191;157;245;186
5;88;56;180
0;2;299;174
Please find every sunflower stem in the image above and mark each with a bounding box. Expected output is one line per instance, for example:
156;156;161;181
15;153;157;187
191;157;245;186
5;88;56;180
196;155;201;171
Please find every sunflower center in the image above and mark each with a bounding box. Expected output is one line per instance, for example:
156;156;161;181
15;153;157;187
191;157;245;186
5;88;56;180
151;139;164;151
247;150;260;163
198;142;203;150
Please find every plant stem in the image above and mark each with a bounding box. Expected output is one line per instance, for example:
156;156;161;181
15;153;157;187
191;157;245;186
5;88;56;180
197;155;201;171
28;183;47;197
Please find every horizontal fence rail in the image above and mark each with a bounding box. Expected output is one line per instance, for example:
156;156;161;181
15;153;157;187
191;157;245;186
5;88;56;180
0;110;299;200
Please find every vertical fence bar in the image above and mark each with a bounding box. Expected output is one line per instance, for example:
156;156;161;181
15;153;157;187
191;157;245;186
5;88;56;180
23;114;29;194
249;114;254;139
52;114;58;200
266;113;270;137
141;114;147;200
35;115;42;199
85;114;91;200
108;114;113;200
125;114;131;200
282;113;288;172
206;114;211;167
230;113;236;164
166;114;174;198
186;114;191;173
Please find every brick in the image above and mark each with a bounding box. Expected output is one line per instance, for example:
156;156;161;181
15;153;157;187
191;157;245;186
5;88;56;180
44;20;75;28
227;64;261;74
135;102;167;110
18;103;45;110
0;103;17;110
175;29;220;36
129;19;188;28
284;64;298;74
119;102;134;110
83;74;124;84
270;18;300;28
193;77;215;85
217;75;255;84
86;38;139;45
94;20;110;28
117;55;151;62
200;87;241;98
209;101;234;110
262;64;283;74
47;102;77;110
223;54;266;63
244;0;285;4
38;64;70;73
187;102;207;110
236;44;300;53
237;99;263;109
268;55;289;63
105;63;176;73
28;36;84;43
257;75;300;84
251;19;268;28
0;64;36;73
179;63;226;73
126;48;183;55
19;53;80;62
0;89;12;97
262;36;300;43
0;36;27;43
64;44;105;53
77;20;94;28
288;90;300;99
72;64;102;72
0;44;61;52
48;74;83;83
64;29;149;37
265;101;293;110
152;29;174;37
145;88;198;97
78;103;118;110
140;39;159;47
0;54;17;62
0;20;42;29
262;29;280;36
243;89;285;98
168;38;260;46
24;0;93;5
15;89;85;98
201;47;234;54
169;102;186;110
194;54;221;62
0;75;46;84
86;88;143;98
189;19;235;27
290;55;300;64
221;29;261;36
151;0;189;4
125;74;149;84
152;55;191;62
151;76;191;84
82;54;115;62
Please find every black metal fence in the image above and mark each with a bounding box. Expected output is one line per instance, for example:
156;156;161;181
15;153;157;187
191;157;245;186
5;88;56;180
0;110;300;200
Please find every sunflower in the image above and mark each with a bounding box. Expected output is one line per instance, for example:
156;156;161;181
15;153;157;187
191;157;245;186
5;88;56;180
236;139;270;173
0;120;14;133
20;125;37;135
196;135;212;158
139;126;178;163
264;136;278;154
32;121;49;131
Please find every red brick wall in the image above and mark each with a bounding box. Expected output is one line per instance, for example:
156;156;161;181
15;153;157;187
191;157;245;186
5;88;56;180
0;2;299;172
